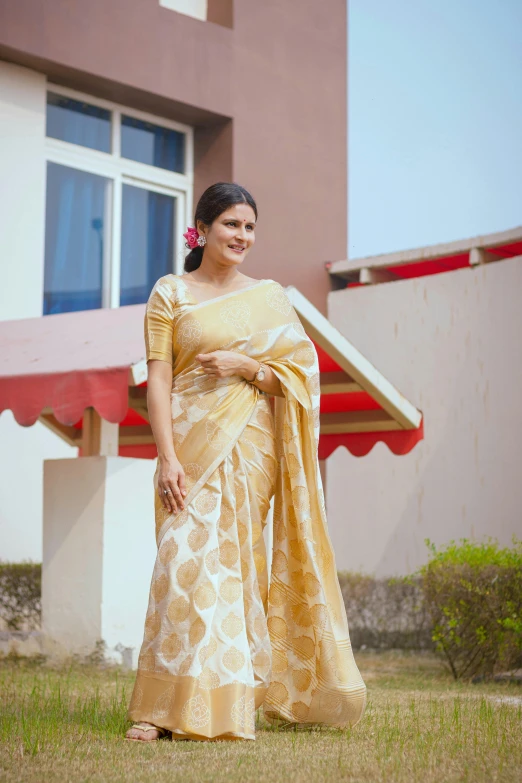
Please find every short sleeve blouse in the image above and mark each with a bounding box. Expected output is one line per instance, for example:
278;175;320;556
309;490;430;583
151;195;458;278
144;276;178;364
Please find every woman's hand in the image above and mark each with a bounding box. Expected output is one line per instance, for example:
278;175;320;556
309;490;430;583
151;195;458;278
196;350;284;396
196;350;256;380
157;456;186;514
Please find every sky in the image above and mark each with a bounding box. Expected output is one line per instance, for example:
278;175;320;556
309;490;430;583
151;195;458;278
348;0;522;259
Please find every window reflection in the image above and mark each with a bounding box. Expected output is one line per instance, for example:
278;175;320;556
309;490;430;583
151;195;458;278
121;115;185;174
46;92;111;153
44;163;108;314
120;184;175;306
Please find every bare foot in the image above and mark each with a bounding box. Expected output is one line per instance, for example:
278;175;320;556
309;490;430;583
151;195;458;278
125;722;165;741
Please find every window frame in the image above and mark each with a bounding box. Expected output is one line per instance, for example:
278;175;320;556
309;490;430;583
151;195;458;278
44;83;193;310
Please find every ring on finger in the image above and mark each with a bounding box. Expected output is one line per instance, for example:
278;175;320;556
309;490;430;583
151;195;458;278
163;489;172;495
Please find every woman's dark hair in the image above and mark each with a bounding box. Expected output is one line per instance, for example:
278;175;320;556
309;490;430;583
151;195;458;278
184;182;258;273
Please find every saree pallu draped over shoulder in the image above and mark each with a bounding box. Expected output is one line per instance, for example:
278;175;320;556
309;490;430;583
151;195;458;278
128;275;367;740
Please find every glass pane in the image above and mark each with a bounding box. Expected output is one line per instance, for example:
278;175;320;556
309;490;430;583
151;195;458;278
46;92;111;153
44;163;109;315
120;184;175;306
121;115;185;173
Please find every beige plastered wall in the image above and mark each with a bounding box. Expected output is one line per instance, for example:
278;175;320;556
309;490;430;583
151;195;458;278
326;256;522;577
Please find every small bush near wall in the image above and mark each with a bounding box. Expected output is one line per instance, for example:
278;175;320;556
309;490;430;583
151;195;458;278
338;571;434;651
0;562;41;631
417;538;522;680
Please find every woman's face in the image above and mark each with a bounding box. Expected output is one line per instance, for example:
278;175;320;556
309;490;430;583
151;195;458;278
198;203;256;267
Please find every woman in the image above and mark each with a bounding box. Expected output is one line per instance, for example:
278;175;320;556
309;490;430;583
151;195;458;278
126;182;366;742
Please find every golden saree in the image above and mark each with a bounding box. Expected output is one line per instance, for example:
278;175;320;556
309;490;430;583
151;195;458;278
128;275;367;740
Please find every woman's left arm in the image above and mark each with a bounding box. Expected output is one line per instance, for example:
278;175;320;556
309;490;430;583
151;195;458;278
196;351;284;397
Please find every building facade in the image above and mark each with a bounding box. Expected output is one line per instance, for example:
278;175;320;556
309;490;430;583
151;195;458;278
326;230;522;576
0;1;348;562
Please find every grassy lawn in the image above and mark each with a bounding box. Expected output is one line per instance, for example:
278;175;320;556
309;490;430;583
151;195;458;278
0;652;521;783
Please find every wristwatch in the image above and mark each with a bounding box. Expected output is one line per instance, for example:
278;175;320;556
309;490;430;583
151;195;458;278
252;362;267;384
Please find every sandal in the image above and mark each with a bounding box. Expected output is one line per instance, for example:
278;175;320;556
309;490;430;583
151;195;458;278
125;723;170;742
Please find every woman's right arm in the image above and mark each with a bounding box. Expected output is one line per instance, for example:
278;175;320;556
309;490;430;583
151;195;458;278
147;359;186;514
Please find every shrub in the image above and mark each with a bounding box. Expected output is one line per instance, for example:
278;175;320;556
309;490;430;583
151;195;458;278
338;571;434;650
417;538;522;680
0;561;41;630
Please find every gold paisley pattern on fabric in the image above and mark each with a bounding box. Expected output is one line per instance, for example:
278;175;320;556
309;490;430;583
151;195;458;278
222;612;243;639
220;576;242;604
205;547;219;575
292;701;310;721
286;452;302;479
266;283;293;316
267;681;288;704
152;685;176;722
220;300;251;329
144;611;161;641
194;581;217;610
178;654;194;676
289;539;307;564
292;668;312;692
198;636;217;665
268;616;288;638
231;695;256;734
151;573;169;603
129;275;366;741
188;523;209;552
198;668;221;689
254;612;266;638
291;603;313;627
237;521;248;546
254;649;271;673
167;595;190;624
179;318;202;349
218;505;235;532
195;490;217;515
160;633;182;662
177;559;199;589
223;646;245;673
292;635;315;662
206;419;230;450
180;695;210;729
189;617;206;647
219;539;239;569
159;538;178;566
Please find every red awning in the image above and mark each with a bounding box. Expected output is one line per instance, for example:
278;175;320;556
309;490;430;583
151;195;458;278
311;341;424;458
0;304;144;426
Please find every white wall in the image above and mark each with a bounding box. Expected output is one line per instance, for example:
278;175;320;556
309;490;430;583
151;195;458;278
43;457;157;666
0;63;77;562
327;256;522;577
0;62;46;319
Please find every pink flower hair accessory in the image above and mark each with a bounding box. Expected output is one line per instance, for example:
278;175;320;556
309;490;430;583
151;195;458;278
183;226;206;249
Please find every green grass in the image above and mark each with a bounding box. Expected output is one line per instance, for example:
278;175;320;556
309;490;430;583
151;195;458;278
0;651;521;782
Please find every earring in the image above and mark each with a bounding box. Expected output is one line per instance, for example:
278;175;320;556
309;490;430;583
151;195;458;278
197;235;206;247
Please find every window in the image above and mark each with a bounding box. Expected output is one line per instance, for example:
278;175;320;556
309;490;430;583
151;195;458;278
158;0;233;27
158;0;207;22
43;86;193;315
